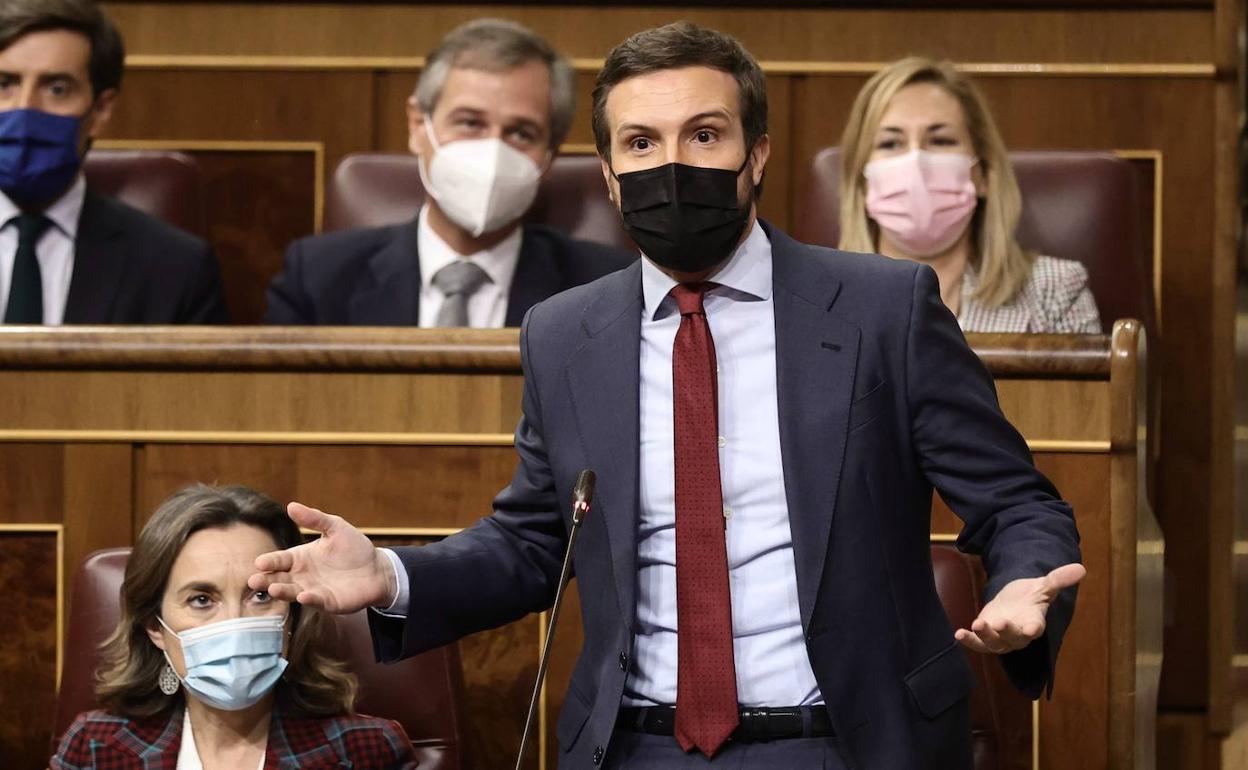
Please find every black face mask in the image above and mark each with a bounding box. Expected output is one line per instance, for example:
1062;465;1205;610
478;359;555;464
612;154;752;273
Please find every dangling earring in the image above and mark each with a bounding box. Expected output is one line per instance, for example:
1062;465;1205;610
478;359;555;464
158;663;180;695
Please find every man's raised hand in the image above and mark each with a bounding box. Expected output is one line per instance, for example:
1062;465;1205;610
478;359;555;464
954;563;1086;655
248;502;397;614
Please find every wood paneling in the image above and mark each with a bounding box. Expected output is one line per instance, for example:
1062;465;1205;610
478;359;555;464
104;69;373;179
196;151;318;324
0;445;64;525
102;3;1214;63
0;534;58;770
136;445;516;530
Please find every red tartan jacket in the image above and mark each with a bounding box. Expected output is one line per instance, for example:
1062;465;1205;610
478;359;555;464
50;703;418;769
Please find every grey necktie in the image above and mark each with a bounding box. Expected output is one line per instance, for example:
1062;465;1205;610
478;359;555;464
431;260;490;327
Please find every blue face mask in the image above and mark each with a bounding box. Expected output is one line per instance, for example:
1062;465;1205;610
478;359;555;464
159;613;289;711
0;109;84;207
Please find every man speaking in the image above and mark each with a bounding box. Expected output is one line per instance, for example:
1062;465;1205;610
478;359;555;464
251;22;1083;769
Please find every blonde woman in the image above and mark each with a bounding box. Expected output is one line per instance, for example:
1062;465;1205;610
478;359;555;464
839;57;1100;333
52;485;417;769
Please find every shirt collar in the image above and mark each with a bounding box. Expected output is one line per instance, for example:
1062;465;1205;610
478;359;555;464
417;204;523;293
640;218;772;321
0;174;85;238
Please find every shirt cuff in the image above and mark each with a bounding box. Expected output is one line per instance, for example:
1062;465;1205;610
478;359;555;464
371;548;410;617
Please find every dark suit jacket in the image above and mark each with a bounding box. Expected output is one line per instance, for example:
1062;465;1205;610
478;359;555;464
64;191;229;324
370;221;1081;769
262;221;636;325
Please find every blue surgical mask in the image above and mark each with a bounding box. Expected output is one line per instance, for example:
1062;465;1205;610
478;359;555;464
158;614;289;711
0;109;84;207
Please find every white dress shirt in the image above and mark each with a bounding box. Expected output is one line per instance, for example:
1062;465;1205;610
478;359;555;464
0;175;84;325
416;204;522;328
624;221;821;708
379;221;822;708
176;707;265;770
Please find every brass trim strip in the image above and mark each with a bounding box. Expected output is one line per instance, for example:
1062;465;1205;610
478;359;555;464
930;533;958;542
1034;701;1040;770
538;610;549;770
0;430;516;446
1027;440;1111;453
0;430;1104;452
357;527;462;538
95;139;327;233
0;524;65;690
123;54;1218;79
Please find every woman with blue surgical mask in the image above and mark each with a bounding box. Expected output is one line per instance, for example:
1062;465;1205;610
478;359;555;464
51;484;417;769
837;57;1101;334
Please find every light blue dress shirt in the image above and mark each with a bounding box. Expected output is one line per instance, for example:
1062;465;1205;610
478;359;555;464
624;220;822;708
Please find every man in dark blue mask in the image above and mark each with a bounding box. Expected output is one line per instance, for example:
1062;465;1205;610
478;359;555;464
0;0;227;324
250;22;1084;770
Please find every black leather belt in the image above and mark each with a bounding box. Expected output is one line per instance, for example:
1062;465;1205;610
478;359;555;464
616;706;835;742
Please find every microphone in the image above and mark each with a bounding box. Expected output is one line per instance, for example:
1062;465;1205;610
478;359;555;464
515;470;596;770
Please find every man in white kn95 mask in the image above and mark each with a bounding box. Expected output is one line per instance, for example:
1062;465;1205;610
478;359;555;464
264;18;636;327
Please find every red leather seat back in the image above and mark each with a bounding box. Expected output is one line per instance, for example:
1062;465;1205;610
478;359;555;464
53;548;464;769
324;152;634;251
83;150;207;238
795;148;1154;336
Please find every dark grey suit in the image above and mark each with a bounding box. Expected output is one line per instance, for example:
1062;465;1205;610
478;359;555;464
371;221;1080;769
263;221;635;326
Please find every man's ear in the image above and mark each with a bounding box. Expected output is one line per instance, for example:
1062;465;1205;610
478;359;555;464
83;88;118;142
748;134;771;187
599;155;619;207
407;96;430;158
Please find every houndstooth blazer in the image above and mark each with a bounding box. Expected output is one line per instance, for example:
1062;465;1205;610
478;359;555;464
958;255;1101;333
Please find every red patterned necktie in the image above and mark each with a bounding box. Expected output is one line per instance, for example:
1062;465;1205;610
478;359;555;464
670;282;738;757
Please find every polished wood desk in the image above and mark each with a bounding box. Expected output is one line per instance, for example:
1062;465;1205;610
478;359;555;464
0;324;1158;770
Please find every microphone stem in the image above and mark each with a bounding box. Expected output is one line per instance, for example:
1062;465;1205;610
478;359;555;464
515;501;588;770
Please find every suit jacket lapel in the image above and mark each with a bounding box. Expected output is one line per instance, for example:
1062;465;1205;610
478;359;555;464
767;222;859;630
347;222;421;325
505;227;564;326
565;262;643;622
63;190;126;324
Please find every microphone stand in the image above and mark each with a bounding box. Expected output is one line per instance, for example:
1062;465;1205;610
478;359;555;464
514;470;595;770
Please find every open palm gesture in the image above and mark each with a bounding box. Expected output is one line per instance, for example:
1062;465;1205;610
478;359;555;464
248;502;396;614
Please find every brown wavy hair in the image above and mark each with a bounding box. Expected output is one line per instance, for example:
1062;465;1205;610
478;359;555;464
94;484;358;718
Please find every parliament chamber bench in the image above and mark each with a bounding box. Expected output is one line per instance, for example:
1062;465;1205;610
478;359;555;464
0;323;1158;770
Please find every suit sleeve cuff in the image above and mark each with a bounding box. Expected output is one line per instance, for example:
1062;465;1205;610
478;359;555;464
371;547;410;617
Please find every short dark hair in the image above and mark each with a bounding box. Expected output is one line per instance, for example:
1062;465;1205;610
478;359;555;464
591;22;767;159
0;0;125;95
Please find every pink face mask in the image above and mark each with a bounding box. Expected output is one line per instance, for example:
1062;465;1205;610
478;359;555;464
863;150;978;258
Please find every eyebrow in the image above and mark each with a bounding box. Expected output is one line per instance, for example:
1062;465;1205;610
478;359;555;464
616;110;733;138
877;122;953;133
176;581;219;594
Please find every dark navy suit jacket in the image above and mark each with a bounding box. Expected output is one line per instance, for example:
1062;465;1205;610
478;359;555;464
262;220;635;326
63;191;228;324
370;222;1081;769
